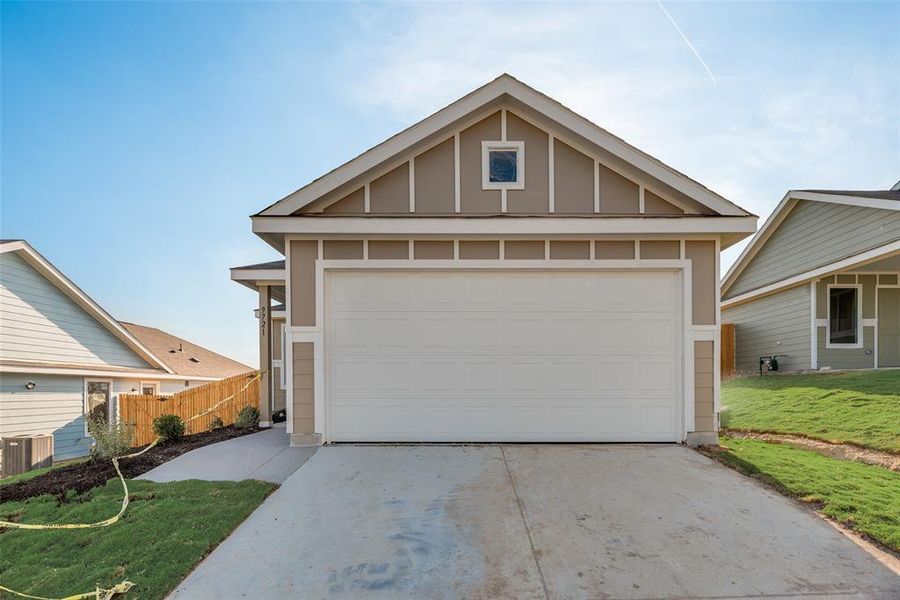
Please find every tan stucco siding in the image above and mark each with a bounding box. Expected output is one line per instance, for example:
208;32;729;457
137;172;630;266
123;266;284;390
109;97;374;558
644;190;684;215
368;240;409;259
599;165;640;213
459;240;500;259
553;139;594;213
505;240;545;259
323;240;364;259
414;240;454;259
292;342;314;433
694;341;715;432
640;240;680;259
595;240;635;259
686;241;716;326
289;240;317;327
460;112;501;213
323;188;365;214
506;112;549;214
414;138;455;213
549;240;590;259
370;162;410;213
272;319;283;360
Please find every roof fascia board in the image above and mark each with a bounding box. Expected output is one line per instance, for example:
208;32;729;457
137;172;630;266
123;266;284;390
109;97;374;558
791;191;900;211
721;192;796;294
0;363;220;381
722;240;900;309
252;215;756;236
229;268;286;282
1;242;174;373
259;76;748;218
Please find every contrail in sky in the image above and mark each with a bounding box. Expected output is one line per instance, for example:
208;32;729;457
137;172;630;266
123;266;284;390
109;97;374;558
656;0;717;84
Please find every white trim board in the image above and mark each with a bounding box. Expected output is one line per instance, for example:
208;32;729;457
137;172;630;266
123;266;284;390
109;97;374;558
313;258;696;443
257;75;749;218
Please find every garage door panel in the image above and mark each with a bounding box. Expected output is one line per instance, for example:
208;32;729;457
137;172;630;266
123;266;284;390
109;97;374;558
326;270;682;442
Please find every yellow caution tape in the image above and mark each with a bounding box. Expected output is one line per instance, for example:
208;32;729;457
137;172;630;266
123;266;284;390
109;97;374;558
0;580;134;600
0;371;261;534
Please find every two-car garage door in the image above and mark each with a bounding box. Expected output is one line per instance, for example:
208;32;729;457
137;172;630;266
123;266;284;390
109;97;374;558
325;270;683;442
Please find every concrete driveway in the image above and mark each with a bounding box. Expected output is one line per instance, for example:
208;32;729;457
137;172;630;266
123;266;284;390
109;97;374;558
171;445;899;599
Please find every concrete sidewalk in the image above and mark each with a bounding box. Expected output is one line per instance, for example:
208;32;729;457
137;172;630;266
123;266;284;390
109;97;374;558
170;444;899;599
139;426;316;484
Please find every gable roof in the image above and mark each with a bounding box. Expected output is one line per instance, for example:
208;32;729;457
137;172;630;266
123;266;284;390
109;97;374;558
0;240;173;373
721;187;900;298
257;74;751;218
120;322;252;378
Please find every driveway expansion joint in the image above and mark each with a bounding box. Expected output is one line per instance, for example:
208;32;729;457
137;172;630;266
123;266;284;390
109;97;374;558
500;443;551;600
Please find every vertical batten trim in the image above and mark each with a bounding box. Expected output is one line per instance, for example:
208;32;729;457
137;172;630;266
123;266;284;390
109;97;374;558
544;240;551;260
364;183;370;213
409;157;415;213
362;239;369;260
593;160;600;213
501;189;507;213
589;240;596;260
635;240;641;259
408;239;414;261
639;186;646;214
453;239;460;260
454;133;461;213
548;135;555;213
499;240;505;260
679;239;686;259
501;108;507;140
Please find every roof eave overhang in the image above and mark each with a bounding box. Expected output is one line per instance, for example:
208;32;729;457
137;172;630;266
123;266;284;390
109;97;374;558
722;240;900;309
252;215;756;243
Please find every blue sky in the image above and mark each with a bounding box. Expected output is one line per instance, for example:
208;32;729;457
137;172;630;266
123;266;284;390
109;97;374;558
3;1;898;366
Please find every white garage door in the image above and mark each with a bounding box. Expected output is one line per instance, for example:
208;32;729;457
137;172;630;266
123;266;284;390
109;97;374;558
325;270;682;442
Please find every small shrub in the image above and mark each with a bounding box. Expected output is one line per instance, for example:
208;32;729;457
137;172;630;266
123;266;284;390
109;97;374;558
208;416;224;431
152;414;185;442
235;406;260;429
87;416;134;459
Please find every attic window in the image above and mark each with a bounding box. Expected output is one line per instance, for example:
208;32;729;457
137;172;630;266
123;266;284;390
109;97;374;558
482;141;524;190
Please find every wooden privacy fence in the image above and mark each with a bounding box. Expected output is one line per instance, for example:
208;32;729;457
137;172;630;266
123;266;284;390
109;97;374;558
721;323;736;379
119;371;260;446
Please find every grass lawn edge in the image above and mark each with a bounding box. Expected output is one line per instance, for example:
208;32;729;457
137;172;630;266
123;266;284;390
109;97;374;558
696;439;900;560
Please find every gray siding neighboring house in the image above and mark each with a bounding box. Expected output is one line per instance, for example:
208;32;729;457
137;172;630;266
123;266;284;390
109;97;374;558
722;187;900;373
723;285;810;374
0;240;251;464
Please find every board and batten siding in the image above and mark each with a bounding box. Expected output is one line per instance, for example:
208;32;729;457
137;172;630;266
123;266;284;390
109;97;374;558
0;253;151;369
722;285;811;373
726;201;900;298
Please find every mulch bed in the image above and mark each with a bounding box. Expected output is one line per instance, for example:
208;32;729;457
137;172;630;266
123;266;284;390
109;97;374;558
0;426;260;504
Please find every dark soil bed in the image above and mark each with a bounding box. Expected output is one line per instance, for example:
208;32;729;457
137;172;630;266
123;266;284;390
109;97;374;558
0;426;260;504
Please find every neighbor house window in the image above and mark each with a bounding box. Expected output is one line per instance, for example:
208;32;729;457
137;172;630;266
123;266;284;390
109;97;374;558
481;141;525;190
828;286;861;346
84;379;112;433
141;382;160;396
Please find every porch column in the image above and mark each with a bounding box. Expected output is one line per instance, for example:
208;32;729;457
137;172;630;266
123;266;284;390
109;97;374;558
258;284;272;427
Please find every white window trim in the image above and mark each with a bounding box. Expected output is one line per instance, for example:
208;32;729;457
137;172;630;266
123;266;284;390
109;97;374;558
825;283;863;349
139;381;160;396
83;378;113;436
481;141;525;190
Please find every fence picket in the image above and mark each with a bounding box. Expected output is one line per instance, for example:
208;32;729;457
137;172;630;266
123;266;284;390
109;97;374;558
119;371;260;446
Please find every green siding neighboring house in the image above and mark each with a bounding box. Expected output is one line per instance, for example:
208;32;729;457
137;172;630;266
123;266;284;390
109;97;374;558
722;186;900;373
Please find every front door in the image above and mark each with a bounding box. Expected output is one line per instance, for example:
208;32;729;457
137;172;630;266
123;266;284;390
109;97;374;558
878;288;900;367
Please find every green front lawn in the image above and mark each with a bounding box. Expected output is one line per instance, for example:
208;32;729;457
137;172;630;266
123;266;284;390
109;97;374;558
721;370;900;452
711;437;900;552
0;478;273;599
